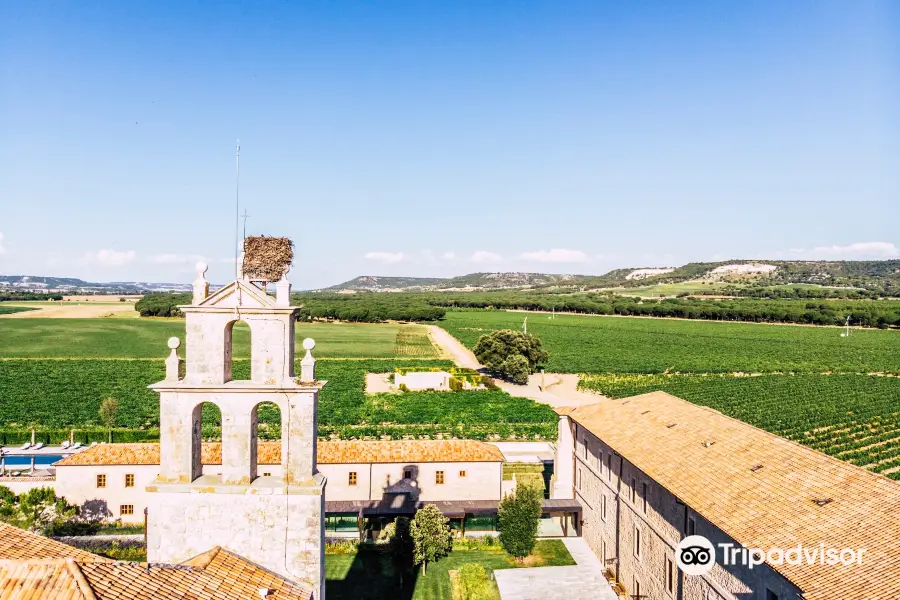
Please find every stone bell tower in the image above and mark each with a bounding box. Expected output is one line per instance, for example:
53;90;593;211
146;241;326;598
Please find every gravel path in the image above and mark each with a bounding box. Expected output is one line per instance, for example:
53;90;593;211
425;325;605;408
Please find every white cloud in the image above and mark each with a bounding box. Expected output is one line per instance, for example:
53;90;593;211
469;250;503;264
786;241;899;260
82;249;137;267
520;248;588;263
364;251;406;264
0;232;6;256
442;252;456;260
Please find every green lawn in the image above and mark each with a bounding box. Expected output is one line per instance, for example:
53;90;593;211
441;310;900;374
0;319;436;359
0;306;36;315
604;281;731;297
326;540;574;600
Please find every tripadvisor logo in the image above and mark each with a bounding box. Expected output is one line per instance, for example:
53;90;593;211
676;536;716;575
676;535;866;575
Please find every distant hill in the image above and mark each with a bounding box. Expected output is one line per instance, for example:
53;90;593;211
0;275;194;294
322;260;900;294
323;272;580;292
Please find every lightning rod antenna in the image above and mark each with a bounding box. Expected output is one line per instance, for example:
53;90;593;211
234;139;241;279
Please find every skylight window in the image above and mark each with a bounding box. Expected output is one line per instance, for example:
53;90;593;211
813;498;833;507
750;465;764;472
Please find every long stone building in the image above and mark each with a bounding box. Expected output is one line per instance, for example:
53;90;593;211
553;391;900;600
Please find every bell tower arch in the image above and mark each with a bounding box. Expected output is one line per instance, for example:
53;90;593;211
146;246;326;598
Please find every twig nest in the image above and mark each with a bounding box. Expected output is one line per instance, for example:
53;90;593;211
242;236;294;281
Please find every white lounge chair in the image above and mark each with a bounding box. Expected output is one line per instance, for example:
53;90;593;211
33;442;44;450
71;442;82;450
19;443;30;450
61;441;70;449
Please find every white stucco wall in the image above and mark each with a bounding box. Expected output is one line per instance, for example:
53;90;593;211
55;465;158;523
54;459;503;522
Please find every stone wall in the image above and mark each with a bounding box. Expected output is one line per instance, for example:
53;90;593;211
147;481;325;597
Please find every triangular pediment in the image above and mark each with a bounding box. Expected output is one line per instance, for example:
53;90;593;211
198;279;276;309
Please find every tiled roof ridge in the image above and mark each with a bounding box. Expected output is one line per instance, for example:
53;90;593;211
180;546;221;570
65;558;99;600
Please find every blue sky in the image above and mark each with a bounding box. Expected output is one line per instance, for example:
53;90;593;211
1;1;897;288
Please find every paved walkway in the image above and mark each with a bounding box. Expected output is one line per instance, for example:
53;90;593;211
494;538;617;600
425;325;606;409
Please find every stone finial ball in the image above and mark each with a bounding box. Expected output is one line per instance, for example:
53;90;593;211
302;338;316;351
167;337;181;350
196;261;209;275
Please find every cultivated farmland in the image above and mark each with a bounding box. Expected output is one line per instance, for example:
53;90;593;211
441;310;900;374
440;310;900;479
0;318;553;442
0;319;438;359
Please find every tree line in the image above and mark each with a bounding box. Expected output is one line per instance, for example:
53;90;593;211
132;290;900;328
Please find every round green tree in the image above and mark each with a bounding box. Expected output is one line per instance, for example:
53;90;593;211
473;329;548;384
410;504;453;576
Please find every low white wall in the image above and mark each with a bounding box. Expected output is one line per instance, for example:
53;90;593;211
0;478;56;495
394;371;451;391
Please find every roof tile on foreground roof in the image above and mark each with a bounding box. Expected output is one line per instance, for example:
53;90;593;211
0;522;96;562
567;391;900;600
0;525;310;600
55;439;504;466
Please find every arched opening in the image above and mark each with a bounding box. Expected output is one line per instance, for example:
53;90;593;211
224;320;252;381
190;401;222;481
251;401;282;480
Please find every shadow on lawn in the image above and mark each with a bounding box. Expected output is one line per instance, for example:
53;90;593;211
326;545;419;600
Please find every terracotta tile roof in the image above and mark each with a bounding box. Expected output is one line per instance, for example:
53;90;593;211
0;559;94;600
80;547;310;600
0;523;96;562
0;525;310;599
55;439;505;467
568;391;900;600
317;440;505;464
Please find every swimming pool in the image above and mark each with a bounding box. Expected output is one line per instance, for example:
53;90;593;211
1;455;64;467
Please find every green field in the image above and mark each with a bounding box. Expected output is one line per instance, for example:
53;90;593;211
0;317;556;441
0;306;35;315
441;310;900;479
604;281;730;297
441;310;900;374
0;319;438;359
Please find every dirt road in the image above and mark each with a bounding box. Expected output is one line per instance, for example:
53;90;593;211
425;325;604;409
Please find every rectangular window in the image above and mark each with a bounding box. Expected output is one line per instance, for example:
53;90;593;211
607;454;613;481
642;482;648;513
598;450;603;473
124;474;135;488
630;477;636;503
459;470;466;478
634;526;641;558
96;474;106;488
348;472;357;486
436;471;445;485
577;469;582;491
403;468;413;480
601;494;607;521
687;516;696;536
601;540;607;566
263;472;272;477
633;577;641;600
766;592;779;600
666;557;675;594
583;438;588;459
120;505;134;516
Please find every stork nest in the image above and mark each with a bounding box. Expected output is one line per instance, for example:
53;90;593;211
242;236;294;281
